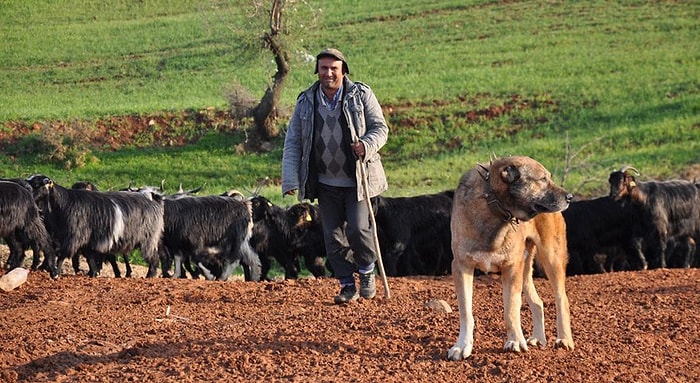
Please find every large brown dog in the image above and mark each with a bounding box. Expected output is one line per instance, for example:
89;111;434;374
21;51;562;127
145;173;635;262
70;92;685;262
448;156;575;361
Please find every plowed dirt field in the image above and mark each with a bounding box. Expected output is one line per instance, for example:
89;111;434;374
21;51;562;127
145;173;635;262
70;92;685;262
1;254;698;383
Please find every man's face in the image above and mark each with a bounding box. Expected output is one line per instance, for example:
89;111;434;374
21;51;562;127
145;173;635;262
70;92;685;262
317;56;344;94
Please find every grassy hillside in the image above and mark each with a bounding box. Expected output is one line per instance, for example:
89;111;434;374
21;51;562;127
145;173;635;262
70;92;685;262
1;0;698;202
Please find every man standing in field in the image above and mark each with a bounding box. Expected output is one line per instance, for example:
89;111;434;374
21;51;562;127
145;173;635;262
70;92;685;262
282;48;389;304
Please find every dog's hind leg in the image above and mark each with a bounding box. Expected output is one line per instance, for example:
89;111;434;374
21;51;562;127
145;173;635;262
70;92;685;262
448;259;475;361
523;245;546;348
501;262;529;353
537;244;575;350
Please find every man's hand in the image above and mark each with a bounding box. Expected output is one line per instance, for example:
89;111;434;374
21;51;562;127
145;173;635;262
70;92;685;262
351;141;365;158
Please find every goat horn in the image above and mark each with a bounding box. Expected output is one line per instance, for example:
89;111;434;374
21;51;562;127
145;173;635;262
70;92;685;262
187;183;206;194
477;162;490;181
619;165;640;176
252;177;270;196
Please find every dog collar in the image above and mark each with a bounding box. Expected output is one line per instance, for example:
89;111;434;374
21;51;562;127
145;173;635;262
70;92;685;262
483;192;520;229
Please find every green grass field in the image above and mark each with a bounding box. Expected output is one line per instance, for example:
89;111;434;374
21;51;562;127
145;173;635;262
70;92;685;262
1;0;698;203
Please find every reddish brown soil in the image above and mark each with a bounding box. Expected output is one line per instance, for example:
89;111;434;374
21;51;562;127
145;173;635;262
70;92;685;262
0;253;698;383
0;109;233;151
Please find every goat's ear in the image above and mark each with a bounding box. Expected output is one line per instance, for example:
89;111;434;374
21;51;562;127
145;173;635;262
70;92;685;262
500;165;521;183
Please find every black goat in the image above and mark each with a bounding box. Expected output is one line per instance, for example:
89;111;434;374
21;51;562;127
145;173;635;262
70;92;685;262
0;180;56;272
26;175;165;278
67;181;132;278
609;166;700;269
249;196;298;280
123;183;203;279
159;194;261;281
0;178;45;270
562;196;647;274
373;190;454;277
287;202;327;278
249;197;328;280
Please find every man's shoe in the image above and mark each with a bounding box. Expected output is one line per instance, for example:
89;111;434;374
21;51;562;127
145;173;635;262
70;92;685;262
359;272;376;299
333;285;359;304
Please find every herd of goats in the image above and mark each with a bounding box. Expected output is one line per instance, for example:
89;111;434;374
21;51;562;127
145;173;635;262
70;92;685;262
1;165;699;282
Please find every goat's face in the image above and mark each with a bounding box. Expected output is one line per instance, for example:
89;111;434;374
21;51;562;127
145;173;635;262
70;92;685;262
608;171;636;201
71;181;98;191
287;202;318;230
249;196;273;222
25;174;53;202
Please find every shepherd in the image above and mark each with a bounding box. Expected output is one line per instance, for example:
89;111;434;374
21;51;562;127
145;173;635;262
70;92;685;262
282;48;390;304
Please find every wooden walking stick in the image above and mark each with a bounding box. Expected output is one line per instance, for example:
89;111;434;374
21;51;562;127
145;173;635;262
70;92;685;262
357;155;391;300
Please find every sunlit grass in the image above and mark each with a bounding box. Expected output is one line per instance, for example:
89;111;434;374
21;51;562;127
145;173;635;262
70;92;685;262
0;0;697;200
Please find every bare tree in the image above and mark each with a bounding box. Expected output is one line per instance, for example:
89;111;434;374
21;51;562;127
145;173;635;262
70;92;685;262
252;0;289;140
559;132;608;196
216;0;320;141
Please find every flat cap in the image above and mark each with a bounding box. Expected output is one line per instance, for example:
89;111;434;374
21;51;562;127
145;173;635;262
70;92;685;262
315;48;350;74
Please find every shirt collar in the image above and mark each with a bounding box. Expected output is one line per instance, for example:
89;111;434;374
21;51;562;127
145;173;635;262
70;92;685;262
319;84;343;111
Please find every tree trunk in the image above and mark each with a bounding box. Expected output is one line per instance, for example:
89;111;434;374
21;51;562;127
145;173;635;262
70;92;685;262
253;0;289;140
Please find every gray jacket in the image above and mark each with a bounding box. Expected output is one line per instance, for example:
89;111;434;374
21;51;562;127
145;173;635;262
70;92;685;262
282;77;388;202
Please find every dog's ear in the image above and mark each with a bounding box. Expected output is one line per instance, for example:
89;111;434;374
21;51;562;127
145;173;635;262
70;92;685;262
500;165;521;183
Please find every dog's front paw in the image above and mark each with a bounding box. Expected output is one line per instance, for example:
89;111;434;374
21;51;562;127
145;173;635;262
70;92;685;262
448;345;472;361
504;339;529;353
526;336;546;348
554;338;575;351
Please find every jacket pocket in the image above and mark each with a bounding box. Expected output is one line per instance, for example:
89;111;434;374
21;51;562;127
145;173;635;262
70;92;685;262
365;155;387;197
